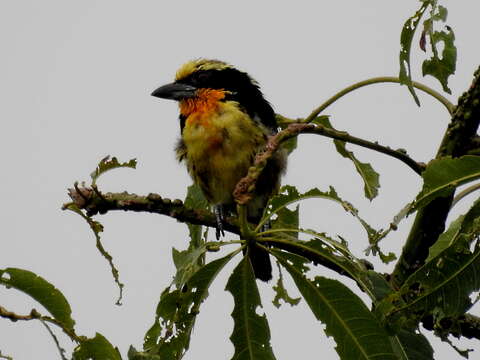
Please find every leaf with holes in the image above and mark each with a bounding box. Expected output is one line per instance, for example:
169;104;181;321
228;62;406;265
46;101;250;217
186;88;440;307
225;256;276;360
273;250;396;360
420;3;456;93
387;199;480;327
143;253;234;358
422;28;456;93
399;1;429;105
272;265;301;308
90;156;137;185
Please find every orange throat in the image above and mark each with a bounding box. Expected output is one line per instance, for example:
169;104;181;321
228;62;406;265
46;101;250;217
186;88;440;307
179;89;226;126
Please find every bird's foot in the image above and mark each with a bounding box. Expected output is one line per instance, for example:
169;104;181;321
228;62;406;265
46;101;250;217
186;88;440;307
214;205;226;240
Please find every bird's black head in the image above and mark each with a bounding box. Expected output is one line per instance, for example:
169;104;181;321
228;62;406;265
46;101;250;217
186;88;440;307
151;59;277;131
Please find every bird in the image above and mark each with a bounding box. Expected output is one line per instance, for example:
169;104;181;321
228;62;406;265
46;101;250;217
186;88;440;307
151;59;286;281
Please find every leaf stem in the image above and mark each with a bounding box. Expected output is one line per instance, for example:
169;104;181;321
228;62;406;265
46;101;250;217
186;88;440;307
451;182;480;208
303;76;454;123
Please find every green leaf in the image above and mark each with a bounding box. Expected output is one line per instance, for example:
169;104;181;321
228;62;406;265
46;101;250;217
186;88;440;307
128;346;160;360
387;199;480;326
273;250;397;360
171;245;207;289
422;28;456;93
144;253;234;358
390;329;434;360
312;116;380;200
73;333;121;360
420;3;456;93
399;1;429;105
272;264;301;308
263;185;381;246
426;214;464;262
362;271;434;360
413;156;480;212
90;156;137;185
0;268;75;330
183;184;209;247
225;256;276;360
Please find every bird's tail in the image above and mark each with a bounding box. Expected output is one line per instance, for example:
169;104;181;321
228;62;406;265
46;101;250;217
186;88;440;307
248;242;272;282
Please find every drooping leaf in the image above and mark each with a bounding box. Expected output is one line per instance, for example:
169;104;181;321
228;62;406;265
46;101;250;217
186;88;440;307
73;333;121;360
312;116;380;200
413;156;480;212
66;204;123;304
0;268;75;330
422;28;456;93
273;250;397;360
280;240;384;304
399;1;429;105
225;256;276;360
262;185;381;246
272;264;301;308
387;199;480;327
420;3;456;93
144;253;234;358
90;156;137;185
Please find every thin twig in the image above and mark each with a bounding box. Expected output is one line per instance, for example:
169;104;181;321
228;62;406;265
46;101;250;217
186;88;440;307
0;306;82;343
452;182;480;208
303;76;454;123
40;320;68;360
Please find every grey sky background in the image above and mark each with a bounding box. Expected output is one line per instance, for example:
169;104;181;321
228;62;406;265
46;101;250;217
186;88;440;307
1;1;479;359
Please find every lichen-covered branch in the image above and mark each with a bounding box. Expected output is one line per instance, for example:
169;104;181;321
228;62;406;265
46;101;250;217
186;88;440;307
391;66;480;287
64;187;241;236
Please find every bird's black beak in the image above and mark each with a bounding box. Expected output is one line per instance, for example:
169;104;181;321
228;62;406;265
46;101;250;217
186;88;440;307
151;82;197;100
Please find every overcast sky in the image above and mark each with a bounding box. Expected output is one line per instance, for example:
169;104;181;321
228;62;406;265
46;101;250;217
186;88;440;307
1;1;480;359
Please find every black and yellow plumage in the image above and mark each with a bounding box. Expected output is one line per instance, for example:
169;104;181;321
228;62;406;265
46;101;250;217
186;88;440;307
152;59;286;281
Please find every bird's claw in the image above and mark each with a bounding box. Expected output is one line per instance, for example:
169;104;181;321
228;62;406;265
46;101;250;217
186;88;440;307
214;205;225;240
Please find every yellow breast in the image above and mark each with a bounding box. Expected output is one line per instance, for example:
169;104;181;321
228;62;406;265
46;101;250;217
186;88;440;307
181;100;267;204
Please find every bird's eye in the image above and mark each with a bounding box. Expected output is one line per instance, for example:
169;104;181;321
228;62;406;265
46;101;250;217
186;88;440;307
196;72;210;83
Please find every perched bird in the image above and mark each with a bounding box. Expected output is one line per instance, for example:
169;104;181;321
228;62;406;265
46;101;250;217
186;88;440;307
151;59;286;281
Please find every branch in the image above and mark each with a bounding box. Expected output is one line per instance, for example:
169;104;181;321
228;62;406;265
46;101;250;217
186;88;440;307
64;187;241;236
391;66;480;287
303;76;454;123
234;122;425;204
0;305;81;343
